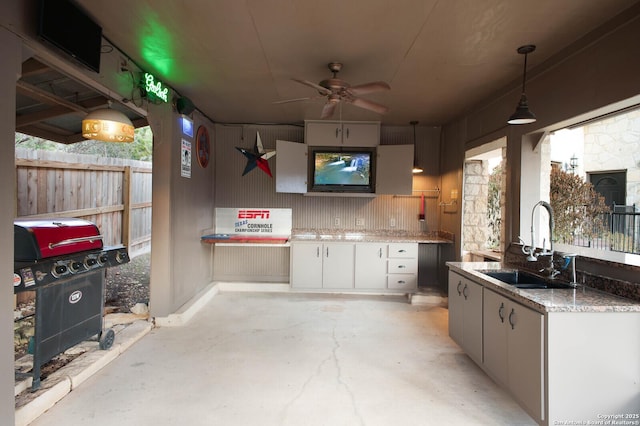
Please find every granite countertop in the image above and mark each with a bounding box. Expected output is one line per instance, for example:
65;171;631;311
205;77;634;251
290;229;453;244
447;261;640;314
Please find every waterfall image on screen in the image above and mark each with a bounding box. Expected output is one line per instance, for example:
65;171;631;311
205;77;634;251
314;152;371;186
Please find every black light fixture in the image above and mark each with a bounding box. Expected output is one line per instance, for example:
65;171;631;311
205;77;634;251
507;45;537;125
411;121;423;174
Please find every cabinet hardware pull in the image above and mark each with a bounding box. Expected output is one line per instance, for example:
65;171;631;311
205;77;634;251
326;247;329;257
498;303;505;323
508;308;516;329
378;248;382;258
457;281;462;296
399;249;406;253
346;127;349;139
398;280;406;284
316;247;320;257
463;284;469;300
335;127;339;139
398;265;406;268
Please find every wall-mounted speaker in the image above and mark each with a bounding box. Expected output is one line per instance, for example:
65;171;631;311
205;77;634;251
176;97;195;115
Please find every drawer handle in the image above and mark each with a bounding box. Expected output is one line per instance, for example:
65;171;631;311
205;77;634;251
397;280;406;284
398;265;406;269
378;248;382;258
498;303;505;323
462;284;469;300
456;281;462;296
508;308;516;330
398;249;407;253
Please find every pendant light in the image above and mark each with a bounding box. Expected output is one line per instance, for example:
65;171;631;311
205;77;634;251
507;45;537;125
82;100;135;143
411;121;423;174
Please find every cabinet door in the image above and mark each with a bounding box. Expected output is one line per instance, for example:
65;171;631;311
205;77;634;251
322;243;354;289
448;271;464;346
275;140;308;193
483;289;508;386
461;278;483;365
342;122;379;146
305;121;342;146
354;243;386;289
290;243;323;288
376;145;413;195
507;301;544;422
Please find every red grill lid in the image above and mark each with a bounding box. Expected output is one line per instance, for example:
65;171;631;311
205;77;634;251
14;218;103;261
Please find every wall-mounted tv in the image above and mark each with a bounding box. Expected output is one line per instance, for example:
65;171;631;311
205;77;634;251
309;147;376;193
37;0;103;73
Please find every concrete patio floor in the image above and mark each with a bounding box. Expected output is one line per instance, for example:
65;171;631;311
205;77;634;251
26;291;536;425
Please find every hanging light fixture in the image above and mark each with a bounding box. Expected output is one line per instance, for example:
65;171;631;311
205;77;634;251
411;121;423;174
507;45;537;125
82;100;135;143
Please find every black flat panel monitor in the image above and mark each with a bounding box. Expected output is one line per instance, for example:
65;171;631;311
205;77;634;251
309;147;376;193
37;0;102;73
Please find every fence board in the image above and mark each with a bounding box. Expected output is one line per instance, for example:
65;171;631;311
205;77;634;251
15;149;152;256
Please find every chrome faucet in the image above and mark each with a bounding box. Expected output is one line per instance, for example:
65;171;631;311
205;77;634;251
519;200;557;277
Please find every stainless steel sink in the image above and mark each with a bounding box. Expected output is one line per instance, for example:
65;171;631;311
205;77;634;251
481;270;574;289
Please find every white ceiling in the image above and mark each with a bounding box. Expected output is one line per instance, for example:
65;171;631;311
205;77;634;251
75;0;639;126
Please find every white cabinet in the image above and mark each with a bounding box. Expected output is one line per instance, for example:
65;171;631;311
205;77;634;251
483;288;544;422
290;242;354;289
292;241;418;292
275;132;413;196
290;242;323;288
305;120;380;147
447;271;483;365
375;145;413;195
354;243;387;289
275;139;307;193
386;243;418;290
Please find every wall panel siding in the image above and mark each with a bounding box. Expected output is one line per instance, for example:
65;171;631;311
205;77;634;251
213;123;443;285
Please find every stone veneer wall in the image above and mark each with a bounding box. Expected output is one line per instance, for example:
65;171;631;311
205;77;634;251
462;160;488;260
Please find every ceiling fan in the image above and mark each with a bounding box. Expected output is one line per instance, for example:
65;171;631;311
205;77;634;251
275;62;391;119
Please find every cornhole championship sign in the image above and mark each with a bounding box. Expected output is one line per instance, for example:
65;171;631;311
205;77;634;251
215;208;292;236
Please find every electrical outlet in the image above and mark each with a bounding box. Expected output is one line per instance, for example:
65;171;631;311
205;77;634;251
356;218;365;226
390;218;396;227
334;217;340;227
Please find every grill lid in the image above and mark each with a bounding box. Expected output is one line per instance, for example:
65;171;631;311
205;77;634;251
14;218;104;261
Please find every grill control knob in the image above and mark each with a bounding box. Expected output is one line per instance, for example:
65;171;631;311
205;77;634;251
52;264;68;278
85;257;98;268
69;261;84;273
98;253;109;265
116;251;126;263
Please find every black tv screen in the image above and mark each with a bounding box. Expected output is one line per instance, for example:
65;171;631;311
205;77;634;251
309;148;375;193
37;0;102;73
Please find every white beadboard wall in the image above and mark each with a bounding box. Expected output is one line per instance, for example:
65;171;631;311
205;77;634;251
212;123;445;287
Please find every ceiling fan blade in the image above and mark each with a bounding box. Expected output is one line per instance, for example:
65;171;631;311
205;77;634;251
347;97;390;115
273;97;315;105
291;78;332;95
347;81;391;96
320;101;338;119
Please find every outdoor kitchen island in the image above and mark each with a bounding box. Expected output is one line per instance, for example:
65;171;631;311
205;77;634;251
289;230;452;292
447;261;640;426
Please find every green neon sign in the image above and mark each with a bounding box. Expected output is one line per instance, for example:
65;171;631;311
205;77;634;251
144;72;169;103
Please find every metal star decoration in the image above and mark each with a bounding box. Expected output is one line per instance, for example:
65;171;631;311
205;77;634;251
235;132;276;177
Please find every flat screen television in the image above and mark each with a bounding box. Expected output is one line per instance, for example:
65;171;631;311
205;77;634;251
37;0;103;73
309;147;376;193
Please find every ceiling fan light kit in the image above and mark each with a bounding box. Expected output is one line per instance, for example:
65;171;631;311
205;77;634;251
277;62;391;119
507;44;537;125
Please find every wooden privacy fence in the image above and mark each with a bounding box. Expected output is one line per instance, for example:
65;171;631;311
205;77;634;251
15;149;152;258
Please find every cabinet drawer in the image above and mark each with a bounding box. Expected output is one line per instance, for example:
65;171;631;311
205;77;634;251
387;243;418;258
387;274;417;290
388;258;417;274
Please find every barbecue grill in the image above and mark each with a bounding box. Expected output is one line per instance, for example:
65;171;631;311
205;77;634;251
13;218;130;390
